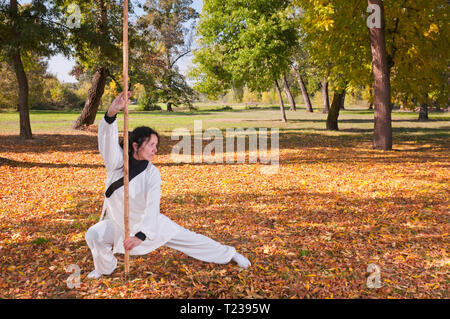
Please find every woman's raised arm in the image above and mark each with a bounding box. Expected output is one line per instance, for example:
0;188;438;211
98;92;131;171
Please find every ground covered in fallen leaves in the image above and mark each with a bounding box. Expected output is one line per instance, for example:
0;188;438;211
0;128;448;298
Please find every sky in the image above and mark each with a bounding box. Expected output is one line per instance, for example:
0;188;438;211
47;0;203;83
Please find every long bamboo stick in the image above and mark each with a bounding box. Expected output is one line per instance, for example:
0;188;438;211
123;0;130;275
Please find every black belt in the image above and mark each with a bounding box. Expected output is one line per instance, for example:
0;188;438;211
105;160;149;198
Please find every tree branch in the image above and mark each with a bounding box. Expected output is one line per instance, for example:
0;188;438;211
170;50;192;68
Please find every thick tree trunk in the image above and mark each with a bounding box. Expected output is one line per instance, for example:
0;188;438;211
10;0;32;139
292;66;313;112
167;102;173;112
321;80;330;114
282;75;296;111
274;80;287;123
71;67;109;129
12;49;32;139
368;0;392;150
326;91;345;130
418;102;429;121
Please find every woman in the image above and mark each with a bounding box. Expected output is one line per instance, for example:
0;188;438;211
85;92;251;279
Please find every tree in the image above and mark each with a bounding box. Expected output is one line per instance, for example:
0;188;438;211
65;0;124;129
189;41;234;100
291;64;313;112
274;79;287;122
384;1;449;120
0;62;17;109
290;43;315;113
321;79;330;114
326;90;345;131
418;102;428;121
1;0;68;138
137;0;198;111
64;0;160;128
0;57;73;110
294;0;447;142
9;0;32;138
297;0;373;130
340;89;346;110
192;0;299;122
368;0;392;150
282;75;296;111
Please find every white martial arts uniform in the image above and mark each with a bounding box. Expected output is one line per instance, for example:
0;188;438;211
85;116;236;275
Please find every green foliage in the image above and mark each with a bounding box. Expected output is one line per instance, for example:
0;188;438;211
189;45;234;99
137;91;161;111
296;0;449;108
385;0;449;109
0;0;70;59
57;0;154;106
47;83;82;110
158;70;197;109
0;57;83;110
55;0;125;75
192;0;299;96
297;0;372;92
137;0;199;109
0;62;17;109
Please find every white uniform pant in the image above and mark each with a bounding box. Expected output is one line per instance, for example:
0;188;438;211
85;220;236;275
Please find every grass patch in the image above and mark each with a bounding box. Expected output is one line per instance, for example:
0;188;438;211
298;249;311;258
31;237;51;246
0;104;448;143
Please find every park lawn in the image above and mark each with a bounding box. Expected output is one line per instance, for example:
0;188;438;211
0;105;449;298
1;104;449;136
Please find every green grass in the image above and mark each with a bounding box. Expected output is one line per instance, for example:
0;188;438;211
1;103;449;142
31;237;51;246
298;249;311;258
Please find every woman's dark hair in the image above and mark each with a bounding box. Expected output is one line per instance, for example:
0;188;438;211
120;126;160;162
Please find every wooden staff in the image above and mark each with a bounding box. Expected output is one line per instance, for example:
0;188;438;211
123;0;130;275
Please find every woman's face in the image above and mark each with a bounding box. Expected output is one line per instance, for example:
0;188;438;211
133;134;158;162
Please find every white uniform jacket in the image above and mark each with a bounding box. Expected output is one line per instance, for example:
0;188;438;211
97;116;182;255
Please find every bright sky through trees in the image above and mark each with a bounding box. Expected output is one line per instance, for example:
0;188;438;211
46;0;202;83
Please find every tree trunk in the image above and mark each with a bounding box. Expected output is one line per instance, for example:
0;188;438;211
321;80;330;114
71;67;109;129
418;102;429;121
12;49;32;139
167;102;173;112
292;66;313;112
10;0;32;139
368;0;392;150
326;91;345;130
274;80;287;123
282;75;296;111
400;96;407;110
